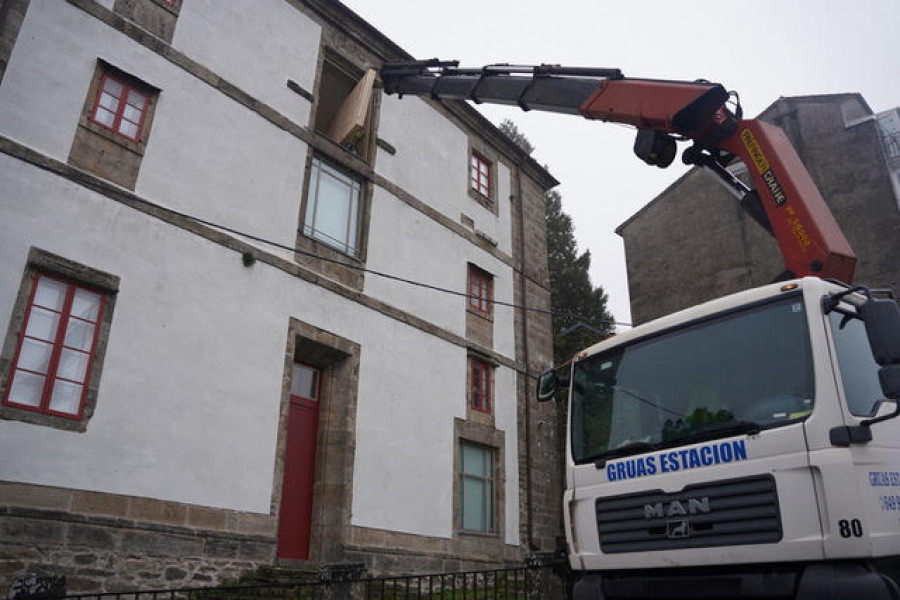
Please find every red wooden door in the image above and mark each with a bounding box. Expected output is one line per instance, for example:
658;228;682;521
277;364;321;560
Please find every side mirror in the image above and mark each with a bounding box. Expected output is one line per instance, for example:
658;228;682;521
860;295;900;429
536;368;568;402
859;296;900;371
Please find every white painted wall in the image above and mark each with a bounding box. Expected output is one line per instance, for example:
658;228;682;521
0;0;307;259
0;156;284;512
0;156;523;535
172;0;319;130
378;94;516;255
364;186;516;350
372;96;518;356
495;365;521;546
0;0;530;542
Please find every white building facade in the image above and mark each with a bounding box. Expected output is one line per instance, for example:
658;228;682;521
0;0;559;592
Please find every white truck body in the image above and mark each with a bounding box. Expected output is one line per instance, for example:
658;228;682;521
559;278;900;598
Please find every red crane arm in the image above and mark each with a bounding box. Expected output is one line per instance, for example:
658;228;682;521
576;78;857;282
380;60;857;283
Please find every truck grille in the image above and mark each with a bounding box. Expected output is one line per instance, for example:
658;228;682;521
595;474;782;553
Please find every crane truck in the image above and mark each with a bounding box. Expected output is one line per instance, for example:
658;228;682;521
380;60;900;598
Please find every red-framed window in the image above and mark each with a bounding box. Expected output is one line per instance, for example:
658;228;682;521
90;72;150;142
468;265;493;315
3;274;105;419
470;152;492;199
469;358;492;414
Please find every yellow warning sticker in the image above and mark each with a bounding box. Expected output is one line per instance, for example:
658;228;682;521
741;129;787;207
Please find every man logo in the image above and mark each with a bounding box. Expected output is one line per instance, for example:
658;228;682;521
644;497;711;520
667;520;690;539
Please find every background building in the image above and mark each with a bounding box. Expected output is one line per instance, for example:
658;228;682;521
0;0;561;592
618;93;900;324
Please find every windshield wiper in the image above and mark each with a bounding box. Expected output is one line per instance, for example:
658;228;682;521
661;420;761;449
591;441;659;469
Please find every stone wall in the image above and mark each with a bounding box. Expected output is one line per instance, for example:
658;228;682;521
511;167;560;555
619;94;900;324
0;482;275;593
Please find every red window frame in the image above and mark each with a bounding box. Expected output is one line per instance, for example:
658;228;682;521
468;265;493;315
470;152;492;199
90;72;150;142
2;274;105;420
469;358;492;414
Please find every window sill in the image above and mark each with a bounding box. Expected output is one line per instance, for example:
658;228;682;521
467;306;495;323
79;117;146;156
468;188;496;213
457;530;501;539
0;403;89;432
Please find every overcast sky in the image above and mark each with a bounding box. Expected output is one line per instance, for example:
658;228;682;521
342;0;900;326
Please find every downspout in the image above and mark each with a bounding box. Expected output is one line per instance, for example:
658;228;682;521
514;159;537;551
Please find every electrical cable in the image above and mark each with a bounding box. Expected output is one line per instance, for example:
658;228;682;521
137;196;631;329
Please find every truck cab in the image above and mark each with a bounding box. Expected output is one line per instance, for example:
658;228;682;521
541;277;900;599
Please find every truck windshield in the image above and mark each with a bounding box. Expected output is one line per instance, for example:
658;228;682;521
571;295;814;464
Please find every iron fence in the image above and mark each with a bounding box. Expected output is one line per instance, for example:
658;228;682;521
61;564;559;600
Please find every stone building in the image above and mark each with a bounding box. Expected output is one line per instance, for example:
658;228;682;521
0;0;560;593
617;93;900;324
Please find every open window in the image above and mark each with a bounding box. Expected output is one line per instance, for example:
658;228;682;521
314;54;376;161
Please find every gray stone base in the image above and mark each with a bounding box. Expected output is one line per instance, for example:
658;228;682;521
0;508;274;594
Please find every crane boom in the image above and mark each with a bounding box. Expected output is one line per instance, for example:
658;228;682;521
380;60;856;283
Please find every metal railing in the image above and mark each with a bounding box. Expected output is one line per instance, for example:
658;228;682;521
62;564;559;600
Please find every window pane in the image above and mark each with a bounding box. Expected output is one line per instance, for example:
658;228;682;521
462;443;489;477
102;77;123;98
291;363;319;399
25;307;60;342
829;312;884;416
99;91;120;112
122;103;142;125
49;380;83;415
305;160;360;254
17;338;53;374
94;107;116;127
57;348;90;383
314;175;352;240
34;278;68;311
118;120;139;139
64;319;95;351
71;289;101;321
126;89;147;110
462;477;486;531
8;370;45;407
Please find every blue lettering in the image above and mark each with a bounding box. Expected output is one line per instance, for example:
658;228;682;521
625;460;637;479
881;495;900;511
636;459;647;477
606;464;617;481
869;472;900;487
668;451;680;471
688;448;701;468
646;456;658;475
615;463;626;481
731;440;748;461
720;442;733;462
700;446;714;466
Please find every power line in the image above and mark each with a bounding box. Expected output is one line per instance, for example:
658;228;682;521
141;197;631;329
